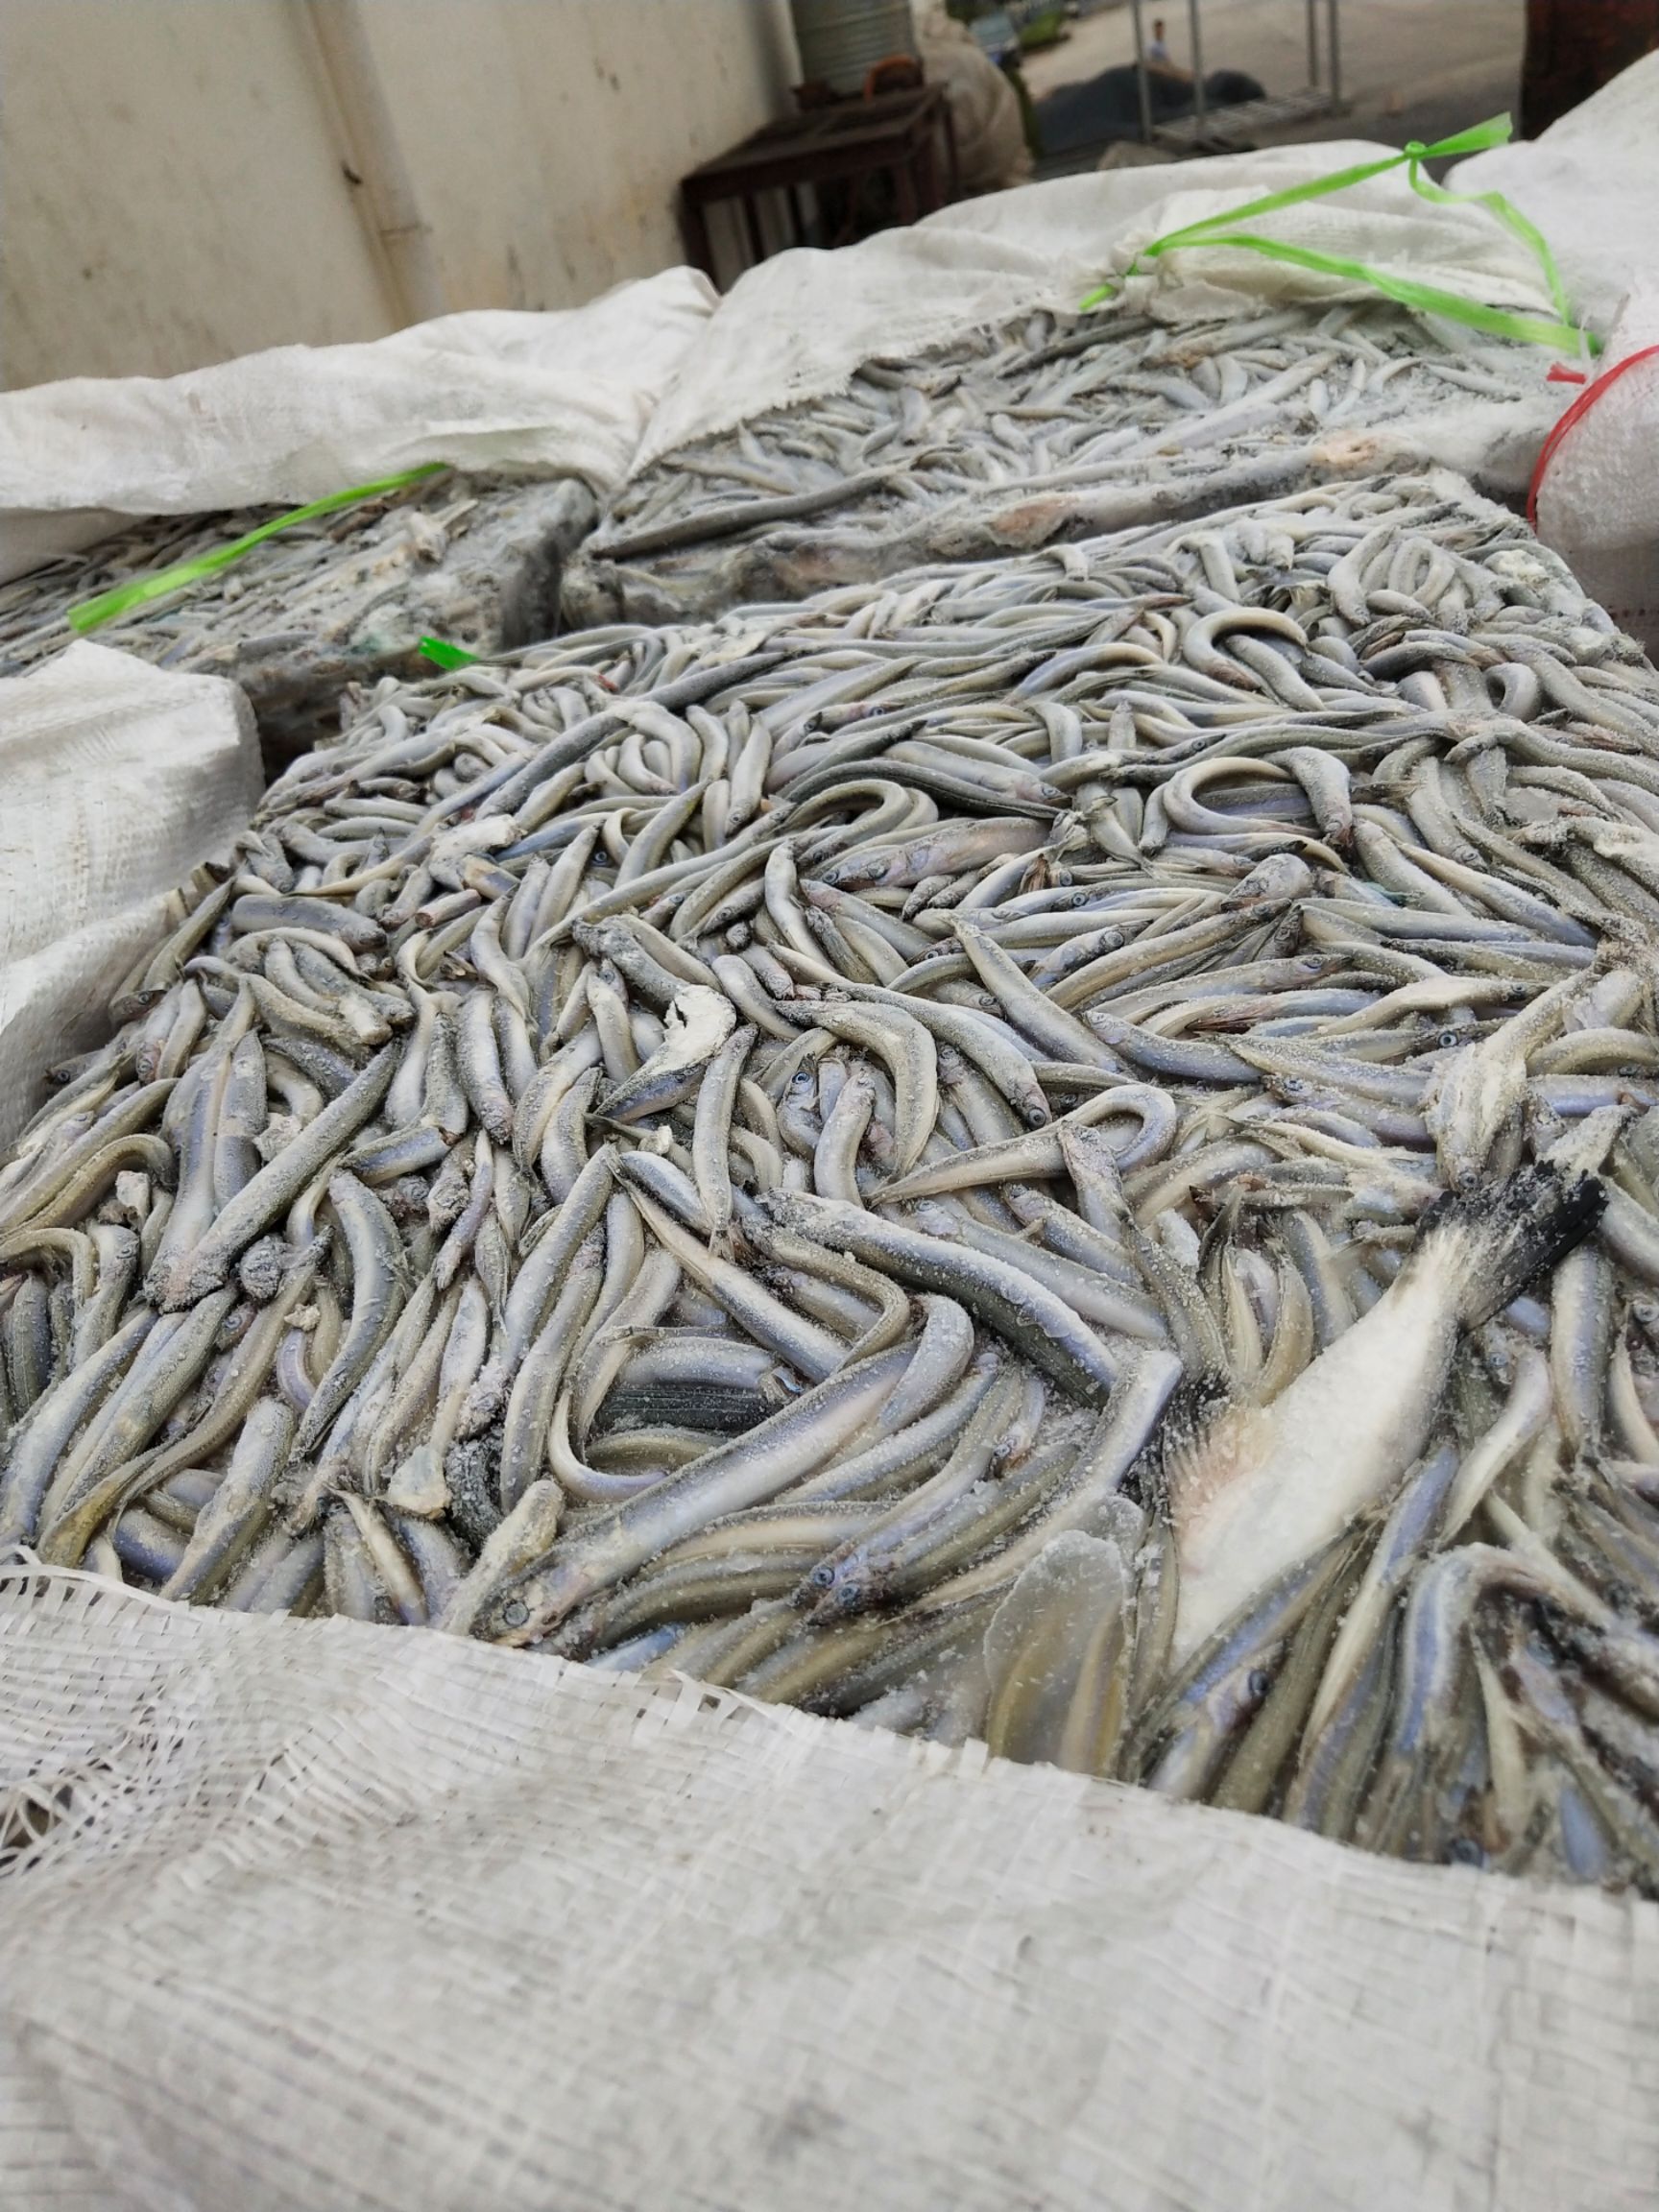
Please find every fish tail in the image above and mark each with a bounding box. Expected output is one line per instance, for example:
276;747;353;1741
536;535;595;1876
1416;1164;1605;1330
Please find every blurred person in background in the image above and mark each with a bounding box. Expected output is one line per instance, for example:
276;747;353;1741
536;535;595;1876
1143;16;1189;80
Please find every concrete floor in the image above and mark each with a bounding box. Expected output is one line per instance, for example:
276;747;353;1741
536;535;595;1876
1022;0;1526;160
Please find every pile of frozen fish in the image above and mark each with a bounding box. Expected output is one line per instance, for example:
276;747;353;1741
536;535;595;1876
9;466;1659;1890
563;301;1547;628
0;471;595;768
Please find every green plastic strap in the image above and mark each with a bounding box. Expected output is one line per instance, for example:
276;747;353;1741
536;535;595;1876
66;462;450;635
1080;114;1595;355
419;636;480;670
1404;143;1573;331
1133;232;1588;353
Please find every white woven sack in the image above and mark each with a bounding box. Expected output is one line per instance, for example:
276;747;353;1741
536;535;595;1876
635;140;1567;473
1;1562;1656;2212
1534;282;1659;658
1451;50;1659;342
0;643;260;1146
0;901;174;1164
0;269;716;587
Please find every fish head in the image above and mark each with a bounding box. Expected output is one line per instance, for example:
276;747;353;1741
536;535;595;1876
236;1235;288;1305
760;1363;805;1408
799;1549;877;1626
1016;1084;1052;1130
1226;853;1314;908
1428;1021;1480;1055
475;1573;552;1647
817;853;880;892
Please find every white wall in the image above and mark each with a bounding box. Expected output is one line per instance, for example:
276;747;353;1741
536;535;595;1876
0;1;394;386
0;0;799;389
358;0;799;312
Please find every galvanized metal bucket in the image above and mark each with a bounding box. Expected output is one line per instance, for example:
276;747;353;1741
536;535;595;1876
790;0;918;96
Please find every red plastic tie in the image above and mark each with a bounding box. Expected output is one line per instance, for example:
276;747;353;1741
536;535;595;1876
1528;342;1659;529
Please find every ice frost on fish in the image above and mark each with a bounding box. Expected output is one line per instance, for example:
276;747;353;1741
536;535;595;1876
566;300;1550;627
1164;1166;1605;1661
9;465;1659;1890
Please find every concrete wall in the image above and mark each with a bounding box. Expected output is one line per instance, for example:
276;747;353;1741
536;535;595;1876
0;0;799;390
356;0;799;313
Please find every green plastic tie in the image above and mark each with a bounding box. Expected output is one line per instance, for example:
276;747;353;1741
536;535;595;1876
1079;114;1596;357
66;462;450;636
419;636;481;670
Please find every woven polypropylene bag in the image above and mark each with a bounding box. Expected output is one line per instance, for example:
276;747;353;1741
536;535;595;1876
2;1561;1657;2212
0;642;260;1146
0;270;715;588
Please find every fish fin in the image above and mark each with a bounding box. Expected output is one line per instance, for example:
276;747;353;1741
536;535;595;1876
1155;1371;1250;1521
1415;1165;1605;1330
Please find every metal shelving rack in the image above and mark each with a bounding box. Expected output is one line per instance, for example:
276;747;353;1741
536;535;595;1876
1129;0;1346;151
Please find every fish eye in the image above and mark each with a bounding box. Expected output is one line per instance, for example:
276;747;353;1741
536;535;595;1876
1446;1837;1484;1868
1436;1029;1462;1049
809;1563;837;1590
1281;1077;1309;1097
501;1599;529;1628
1025;1104;1051;1127
1246;1667;1273;1702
